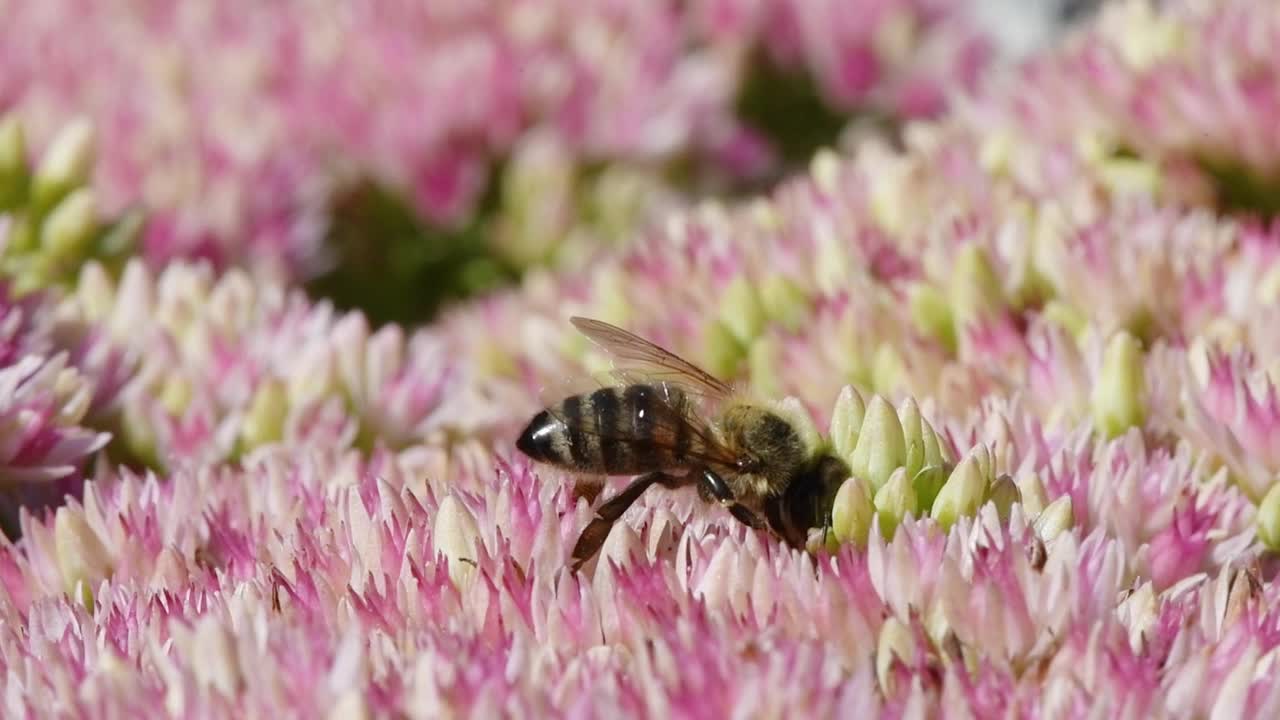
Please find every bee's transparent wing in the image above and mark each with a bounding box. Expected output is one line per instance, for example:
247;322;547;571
570;316;735;405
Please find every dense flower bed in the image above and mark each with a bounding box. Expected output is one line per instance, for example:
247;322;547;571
2;0;1280;717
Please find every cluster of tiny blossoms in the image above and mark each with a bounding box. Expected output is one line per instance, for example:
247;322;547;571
0;0;1061;279
4;0;1280;716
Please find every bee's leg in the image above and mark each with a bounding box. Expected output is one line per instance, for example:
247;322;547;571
763;497;805;548
570;471;689;571
697;468;765;530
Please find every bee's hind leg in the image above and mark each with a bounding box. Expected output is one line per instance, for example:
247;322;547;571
697;468;765;530
570;471;691;571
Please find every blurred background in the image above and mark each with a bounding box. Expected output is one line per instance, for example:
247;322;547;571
0;0;1106;327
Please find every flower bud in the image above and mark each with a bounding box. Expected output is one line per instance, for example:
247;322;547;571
40;188;98;264
32;117;94;213
898;398;926;481
950;244;1005;326
701;318;745;380
1041;300;1087;339
747;336;782;400
1091;330;1145;438
911;465;947;515
908;282;956;354
240;379;289;451
760;274;810;331
876;616;913;695
1257;483;1280;553
871;343;907;397
830;385;867;461
1015;470;1048;516
0;116;28;211
54;506;112;607
1034;495;1074;543
719;277;766;345
159;372;193;416
931;448;990;531
832;475;875;547
874;468;917;539
987;473;1021;522
435;495;481;588
849;395;906;492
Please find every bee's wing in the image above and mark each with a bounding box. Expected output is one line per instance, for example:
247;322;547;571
570;316;735;405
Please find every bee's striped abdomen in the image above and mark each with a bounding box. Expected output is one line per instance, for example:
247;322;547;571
516;383;701;475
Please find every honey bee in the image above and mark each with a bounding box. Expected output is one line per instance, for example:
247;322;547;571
517;317;851;571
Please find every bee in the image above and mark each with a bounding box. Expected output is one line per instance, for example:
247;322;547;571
517;317;851;571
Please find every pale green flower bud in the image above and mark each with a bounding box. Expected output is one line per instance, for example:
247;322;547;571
908;282;957;354
1041;300;1087;339
950;244;1005;326
1098;157;1162;197
1034;495;1074;543
987;473;1021;522
920;416;949;469
1016;469;1049;516
32;117;94;214
874;467;917;539
872;343;907;397
240;379;289;450
719;276;766;345
849;395;906;492
701;318;745;380
810;148;842;195
40;188;98;264
1257;483;1280;553
759;274;810;331
876;616;912;695
1091;330;1145;438
54;505;112;607
830;385;867;462
747;336;782;401
435;495;481;587
898;397;925;481
832;475;875;547
931;448;991;531
0;116;28;211
159;372;193;416
911;465;947;520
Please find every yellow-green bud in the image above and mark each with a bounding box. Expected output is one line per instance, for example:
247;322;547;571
832;475;875;547
830;385;867;461
1091;330;1145;438
909;282;957;354
759;274;810;331
240;379;289;450
987;473;1021;522
719;277;766;345
898;397;925;481
849;395;906;492
54;506;112;608
0;116;28;211
435;494;481;587
950;244;1005;326
931;448;991;531
40;188;98;264
1015;469;1048;516
159;373;193;416
912;465;947;516
876;616;913;695
32;117;94;213
874;467;917;539
701;318;745;380
1257;483;1280;553
920;416;949;469
1041;300;1088;339
1098;157;1162;197
1034;495;1074;543
871;343;907;397
747;336;782;400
